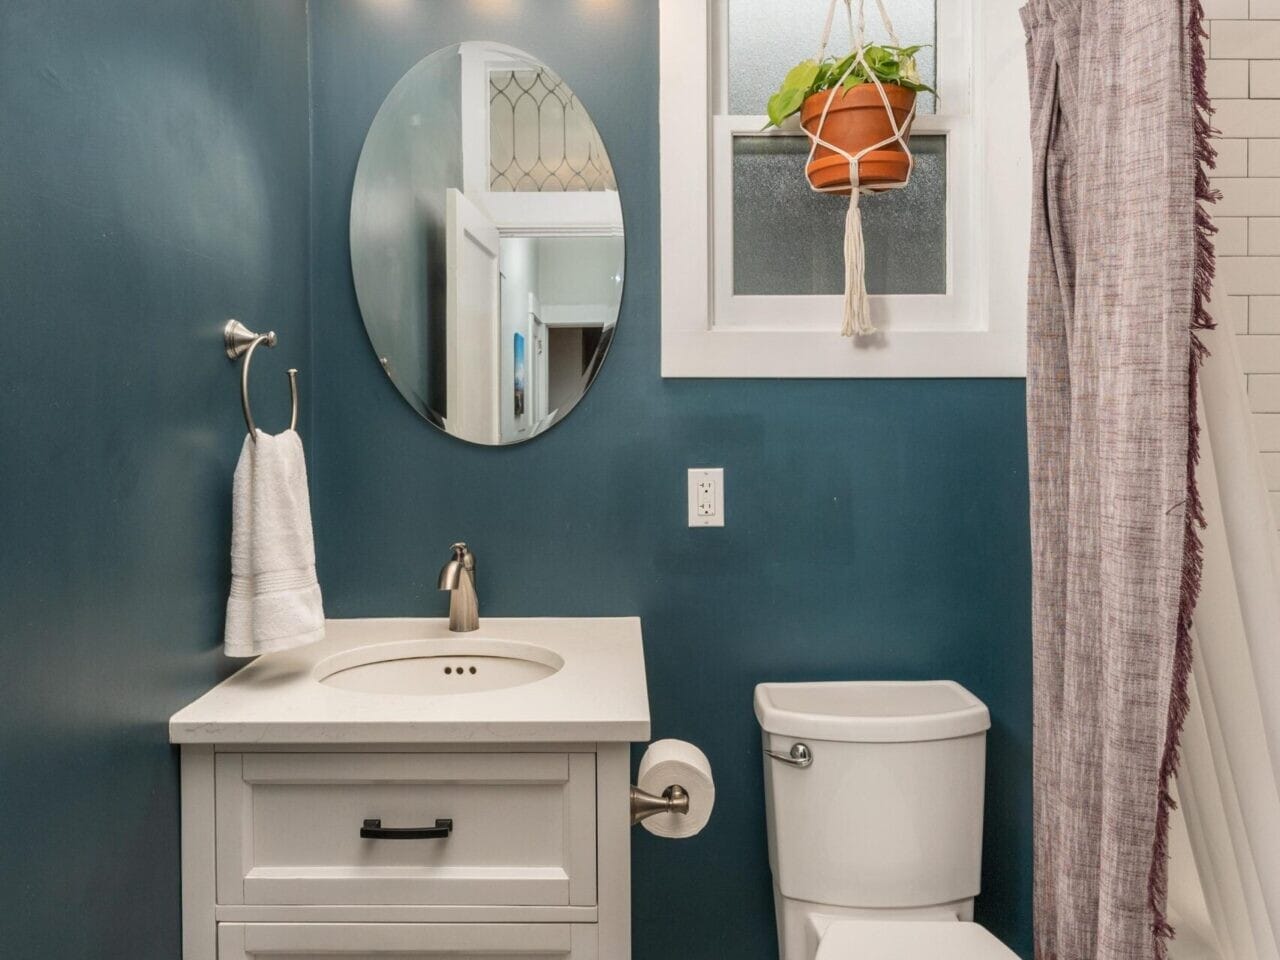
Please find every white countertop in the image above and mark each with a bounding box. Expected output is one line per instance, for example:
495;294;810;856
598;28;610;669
169;617;650;745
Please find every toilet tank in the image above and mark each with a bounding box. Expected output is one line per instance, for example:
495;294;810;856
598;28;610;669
755;681;990;910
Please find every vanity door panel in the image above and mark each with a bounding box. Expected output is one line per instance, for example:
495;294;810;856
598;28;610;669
217;922;598;959
215;753;597;908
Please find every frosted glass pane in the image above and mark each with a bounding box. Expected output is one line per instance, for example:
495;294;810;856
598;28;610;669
728;0;936;115
732;135;945;296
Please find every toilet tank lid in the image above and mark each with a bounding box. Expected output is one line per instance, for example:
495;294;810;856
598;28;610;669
815;921;1018;960
754;680;990;742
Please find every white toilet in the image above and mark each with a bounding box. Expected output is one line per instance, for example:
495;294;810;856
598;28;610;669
755;680;1019;959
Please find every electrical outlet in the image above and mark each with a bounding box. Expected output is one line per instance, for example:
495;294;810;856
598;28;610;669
687;468;724;527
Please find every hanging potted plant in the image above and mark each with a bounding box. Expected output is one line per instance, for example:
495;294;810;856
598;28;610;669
764;43;933;194
761;0;933;338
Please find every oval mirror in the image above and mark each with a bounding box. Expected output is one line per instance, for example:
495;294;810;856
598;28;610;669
350;42;624;446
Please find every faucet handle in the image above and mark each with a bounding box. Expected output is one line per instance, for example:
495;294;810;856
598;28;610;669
450;542;474;566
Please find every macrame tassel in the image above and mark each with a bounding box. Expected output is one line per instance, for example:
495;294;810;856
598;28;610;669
842;190;875;337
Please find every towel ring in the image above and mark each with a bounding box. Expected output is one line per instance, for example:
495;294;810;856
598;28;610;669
224;319;299;441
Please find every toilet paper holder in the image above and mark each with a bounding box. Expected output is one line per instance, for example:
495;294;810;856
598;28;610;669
629;783;690;825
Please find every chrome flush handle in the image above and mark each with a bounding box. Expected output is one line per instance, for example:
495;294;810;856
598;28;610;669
765;742;813;768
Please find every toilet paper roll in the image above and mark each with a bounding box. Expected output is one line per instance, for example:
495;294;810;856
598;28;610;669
636;738;715;838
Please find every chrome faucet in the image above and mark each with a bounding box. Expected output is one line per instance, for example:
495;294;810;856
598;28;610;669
438;542;479;632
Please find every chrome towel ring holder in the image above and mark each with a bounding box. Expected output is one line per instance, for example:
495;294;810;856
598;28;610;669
223;319;299;441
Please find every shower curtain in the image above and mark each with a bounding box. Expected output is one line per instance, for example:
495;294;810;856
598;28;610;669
1022;0;1215;958
1167;320;1280;960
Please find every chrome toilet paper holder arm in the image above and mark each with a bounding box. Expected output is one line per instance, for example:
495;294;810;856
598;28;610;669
629;783;690;825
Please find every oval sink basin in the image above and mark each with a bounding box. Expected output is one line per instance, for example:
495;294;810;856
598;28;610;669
314;637;564;696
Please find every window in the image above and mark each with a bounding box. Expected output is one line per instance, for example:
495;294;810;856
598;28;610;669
487;68;617;193
659;0;1029;377
459;42;624;236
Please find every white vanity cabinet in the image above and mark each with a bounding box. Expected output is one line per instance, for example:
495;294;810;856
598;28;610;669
217;922;599;959
172;619;650;960
181;743;631;960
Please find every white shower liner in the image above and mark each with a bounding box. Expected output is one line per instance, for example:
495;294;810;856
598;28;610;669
1169;319;1280;960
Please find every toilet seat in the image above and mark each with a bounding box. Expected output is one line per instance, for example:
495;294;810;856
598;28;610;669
815;920;1018;960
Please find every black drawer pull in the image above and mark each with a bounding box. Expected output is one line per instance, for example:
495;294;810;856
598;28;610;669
360;817;453;840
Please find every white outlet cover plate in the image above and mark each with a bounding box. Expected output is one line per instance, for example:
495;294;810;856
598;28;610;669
688;467;724;527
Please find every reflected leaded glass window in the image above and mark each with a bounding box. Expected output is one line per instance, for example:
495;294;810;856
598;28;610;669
488;69;617;192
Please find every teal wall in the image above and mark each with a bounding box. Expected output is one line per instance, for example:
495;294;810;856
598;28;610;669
306;3;1033;958
0;1;310;955
0;1;1032;957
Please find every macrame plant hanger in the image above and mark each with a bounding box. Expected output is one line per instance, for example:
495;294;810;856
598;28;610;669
804;0;916;337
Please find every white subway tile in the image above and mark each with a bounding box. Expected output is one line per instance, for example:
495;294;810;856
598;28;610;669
1253;412;1280;449
1236;334;1280;371
1250;373;1280;410
1211;60;1250;99
1251;139;1280;176
1249;295;1280;331
1211;20;1280;58
1222;257;1280;293
1261;451;1280;487
1215;138;1249;176
1251;0;1280;17
1217;216;1249;253
1251;60;1280;98
1215;100;1280;137
1206;0;1249;16
1224;294;1251;332
1214;178;1280;216
1250;218;1280;253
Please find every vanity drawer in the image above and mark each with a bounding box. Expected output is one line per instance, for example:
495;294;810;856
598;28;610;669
215;753;596;907
217;922;598;959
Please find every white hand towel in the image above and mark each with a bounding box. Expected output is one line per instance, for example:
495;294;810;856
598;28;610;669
223;430;325;657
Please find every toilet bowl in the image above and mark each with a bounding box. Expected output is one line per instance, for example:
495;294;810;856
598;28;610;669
814;920;1015;959
755;680;1018;960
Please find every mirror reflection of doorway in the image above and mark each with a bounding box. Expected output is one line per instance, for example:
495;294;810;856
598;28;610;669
495;233;620;443
530;294;548;429
548;326;604;416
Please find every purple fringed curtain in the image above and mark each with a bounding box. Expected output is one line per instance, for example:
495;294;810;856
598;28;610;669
1021;0;1217;958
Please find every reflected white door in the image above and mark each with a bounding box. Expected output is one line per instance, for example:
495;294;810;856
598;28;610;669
530;292;549;428
446;188;501;444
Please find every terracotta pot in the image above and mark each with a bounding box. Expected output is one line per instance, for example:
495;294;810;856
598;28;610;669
800;82;916;194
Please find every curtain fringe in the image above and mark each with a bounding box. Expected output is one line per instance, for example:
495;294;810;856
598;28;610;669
1149;1;1220;955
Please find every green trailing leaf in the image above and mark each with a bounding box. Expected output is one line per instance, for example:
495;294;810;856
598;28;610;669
765;58;822;127
762;42;936;128
766;87;807;128
783;58;821;90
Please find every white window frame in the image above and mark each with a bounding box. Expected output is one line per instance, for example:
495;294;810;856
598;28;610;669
659;0;1030;378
